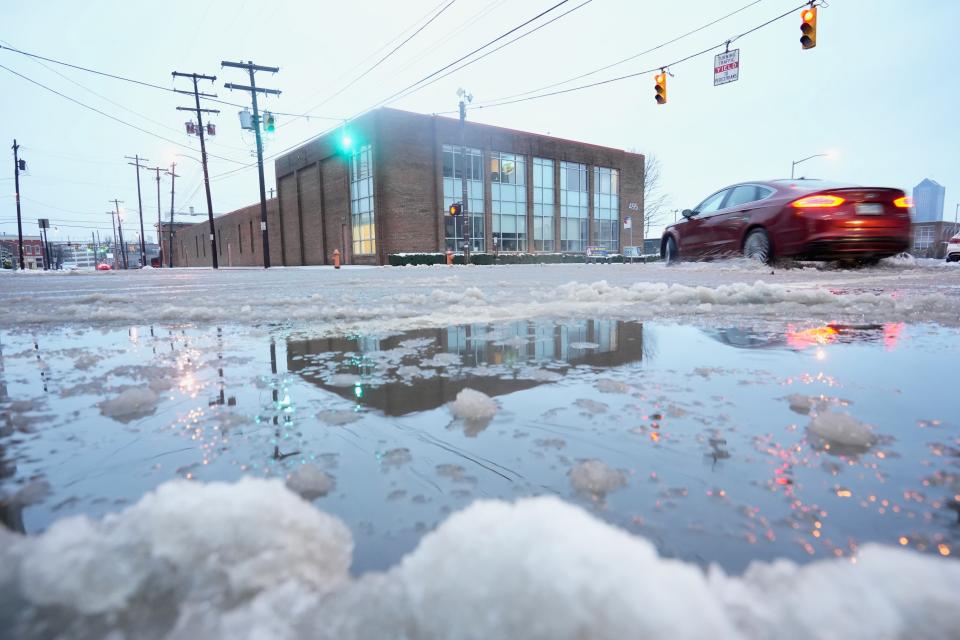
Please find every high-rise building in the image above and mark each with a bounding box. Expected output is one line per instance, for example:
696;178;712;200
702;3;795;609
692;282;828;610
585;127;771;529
912;178;945;223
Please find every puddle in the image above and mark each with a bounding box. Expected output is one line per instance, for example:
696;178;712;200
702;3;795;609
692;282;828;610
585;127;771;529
1;319;958;574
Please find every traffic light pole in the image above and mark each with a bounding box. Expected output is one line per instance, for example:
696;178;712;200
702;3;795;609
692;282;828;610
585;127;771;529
458;90;473;263
125;155;149;268
222;60;281;269
173;72;220;269
11;139;25;270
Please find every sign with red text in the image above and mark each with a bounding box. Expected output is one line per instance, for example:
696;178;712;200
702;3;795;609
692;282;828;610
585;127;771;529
713;49;740;86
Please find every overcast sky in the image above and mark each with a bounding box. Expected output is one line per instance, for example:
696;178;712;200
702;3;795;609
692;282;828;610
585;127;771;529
1;0;957;244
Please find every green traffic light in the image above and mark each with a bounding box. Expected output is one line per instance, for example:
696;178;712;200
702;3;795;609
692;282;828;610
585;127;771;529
340;134;353;152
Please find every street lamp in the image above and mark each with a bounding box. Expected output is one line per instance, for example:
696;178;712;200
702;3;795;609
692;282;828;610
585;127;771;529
791;153;829;179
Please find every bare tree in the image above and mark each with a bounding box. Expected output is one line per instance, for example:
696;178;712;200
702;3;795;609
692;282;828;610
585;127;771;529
641;154;670;241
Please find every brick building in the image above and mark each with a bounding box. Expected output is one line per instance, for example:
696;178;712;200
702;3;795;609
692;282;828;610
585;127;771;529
0;235;45;269
911;220;960;259
169;108;644;267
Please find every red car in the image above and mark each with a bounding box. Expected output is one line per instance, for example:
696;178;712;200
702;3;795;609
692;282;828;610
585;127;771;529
661;179;911;264
96;262;112;271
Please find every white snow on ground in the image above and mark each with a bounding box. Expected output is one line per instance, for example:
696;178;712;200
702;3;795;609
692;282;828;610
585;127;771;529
285;464;335;500
448;388;498;421
1;478;957;640
97;387;159;422
2;260;959;330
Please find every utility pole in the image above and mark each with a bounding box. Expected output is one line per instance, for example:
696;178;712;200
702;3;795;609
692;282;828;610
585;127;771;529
11;140;25;270
457;88;473;262
222;59;280;268
143;165;166;268
110;199;128;269
125;155;149;268
91;231;97;266
168;162;179;268
173;71;220;268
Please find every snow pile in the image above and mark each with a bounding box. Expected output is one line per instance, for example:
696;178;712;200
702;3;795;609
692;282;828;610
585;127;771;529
448;388;498;422
1;480;959;639
286;464;335;500
807;411;876;449
569;459;627;497
97;387;158;422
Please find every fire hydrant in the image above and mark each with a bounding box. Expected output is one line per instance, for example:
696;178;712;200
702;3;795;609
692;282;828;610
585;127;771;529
333;248;341;269
446;248;454;266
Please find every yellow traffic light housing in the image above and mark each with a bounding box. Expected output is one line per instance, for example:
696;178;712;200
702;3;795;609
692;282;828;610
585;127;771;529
654;72;667;105
800;6;817;49
448;202;462;216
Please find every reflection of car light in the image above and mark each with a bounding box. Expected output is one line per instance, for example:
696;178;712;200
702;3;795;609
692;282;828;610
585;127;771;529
786;325;839;348
883;323;903;350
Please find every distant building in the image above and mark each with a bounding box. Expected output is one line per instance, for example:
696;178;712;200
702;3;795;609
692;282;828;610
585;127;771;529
910;220;960;259
912;178;945;223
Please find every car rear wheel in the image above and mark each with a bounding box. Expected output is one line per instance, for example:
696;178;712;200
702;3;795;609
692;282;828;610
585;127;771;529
743;229;772;264
664;236;679;264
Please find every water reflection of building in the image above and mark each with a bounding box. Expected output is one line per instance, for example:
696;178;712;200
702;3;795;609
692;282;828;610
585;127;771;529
707;323;903;351
288;320;644;416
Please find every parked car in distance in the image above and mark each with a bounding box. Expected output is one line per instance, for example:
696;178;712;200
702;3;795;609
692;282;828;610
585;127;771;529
661;179;912;264
96;262;112;271
946;234;960;263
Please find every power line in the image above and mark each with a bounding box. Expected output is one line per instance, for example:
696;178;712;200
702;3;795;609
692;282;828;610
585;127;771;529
286;0;458;125
0;62;250;166
475;0;768;106
389;0;594;107
0;43;341;120
210;0;581;180
466;1;813;112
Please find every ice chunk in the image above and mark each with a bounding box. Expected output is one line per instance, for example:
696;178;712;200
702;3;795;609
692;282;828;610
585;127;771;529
569;459;627;497
326;373;361;387
787;394;815;414
316;409;361;426
807;411;876;448
286;464;335;500
448;388;498;422
4;478;351;619
596;378;631;394
97;387;158;422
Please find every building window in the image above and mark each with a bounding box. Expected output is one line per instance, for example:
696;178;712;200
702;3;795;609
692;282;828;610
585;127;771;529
560;161;588;252
195;236;199;258
350;144;376;255
491;151;526;252
533;158;555;252
443;144;485;252
913;225;934;250
249;220;255;254
238;224;243;254
218;229;222;255
593;166;619;251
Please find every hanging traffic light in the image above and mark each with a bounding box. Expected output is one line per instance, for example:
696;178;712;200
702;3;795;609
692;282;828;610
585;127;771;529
654;72;667;105
800;6;817;49
448;202;462;216
339;132;354;154
263;112;276;133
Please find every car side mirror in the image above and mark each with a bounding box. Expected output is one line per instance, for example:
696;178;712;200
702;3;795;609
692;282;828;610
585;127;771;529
681;209;696;219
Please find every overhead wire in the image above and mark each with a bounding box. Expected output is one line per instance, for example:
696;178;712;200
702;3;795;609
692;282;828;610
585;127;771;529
282;0;458;126
475;0;768;105
0;62;250;166
463;1;813;112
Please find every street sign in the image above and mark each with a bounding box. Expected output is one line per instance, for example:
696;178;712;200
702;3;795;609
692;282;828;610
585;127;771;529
713;49;740;86
623;217;632;229
38;218;50;229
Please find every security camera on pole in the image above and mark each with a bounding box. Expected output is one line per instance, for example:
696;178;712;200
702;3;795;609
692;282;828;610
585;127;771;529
457;88;473;263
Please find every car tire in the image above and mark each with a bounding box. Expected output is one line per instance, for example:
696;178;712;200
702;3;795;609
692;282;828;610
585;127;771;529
743;229;772;264
663;236;679;264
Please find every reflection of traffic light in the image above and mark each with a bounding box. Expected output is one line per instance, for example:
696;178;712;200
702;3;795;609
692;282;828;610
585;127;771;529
800;6;817;49
263;112;276;133
448;202;462;216
654;72;667;105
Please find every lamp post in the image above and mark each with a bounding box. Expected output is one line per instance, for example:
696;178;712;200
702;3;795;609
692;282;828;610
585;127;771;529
790;153;829;179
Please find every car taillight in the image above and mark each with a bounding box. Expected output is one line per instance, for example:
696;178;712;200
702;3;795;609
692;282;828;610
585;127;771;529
791;194;846;208
893;196;912;208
